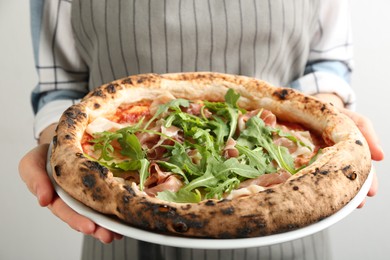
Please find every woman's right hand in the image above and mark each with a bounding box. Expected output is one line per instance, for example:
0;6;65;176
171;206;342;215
19;136;122;244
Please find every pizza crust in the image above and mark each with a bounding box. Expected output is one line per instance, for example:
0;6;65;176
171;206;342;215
50;72;371;238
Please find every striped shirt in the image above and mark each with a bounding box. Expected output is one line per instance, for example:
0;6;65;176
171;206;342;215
30;0;353;259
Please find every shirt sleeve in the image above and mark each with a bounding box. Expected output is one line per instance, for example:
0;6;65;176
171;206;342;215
289;0;355;110
30;0;89;139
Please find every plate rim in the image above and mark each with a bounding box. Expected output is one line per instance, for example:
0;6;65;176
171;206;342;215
46;144;373;249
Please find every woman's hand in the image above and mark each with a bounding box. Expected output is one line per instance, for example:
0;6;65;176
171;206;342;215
314;93;385;208
19;126;123;244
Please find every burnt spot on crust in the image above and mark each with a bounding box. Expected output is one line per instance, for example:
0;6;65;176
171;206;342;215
123;195;133;204
121;78;134;85
154;205;177;217
311;168;329;176
83;161;109;179
342;165;351;172
92;187;105;201
273;89;290;100
235;216;267;238
341;165;357;180
320;104;327;112
75;152;85;158
293;186;299;191
105;83;118;94
346;172;357;180
63;107;87;128
93;103;101;109
54;165;61;177
236;226;252;237
355;140;363;146
123;185;137;197
221;206;235;215
154;220;168;233
320;170;329;175
91;89;105;97
82;174;96;188
172;220;189;233
205;200;216;206
64;134;73;140
52;135;58;147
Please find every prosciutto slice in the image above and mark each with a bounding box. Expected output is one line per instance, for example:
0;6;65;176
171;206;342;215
238;170;292;188
144;163;184;196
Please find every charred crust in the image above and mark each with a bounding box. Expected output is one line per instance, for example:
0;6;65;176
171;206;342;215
82;174;96;188
236;226;252;237
63;107;87;128
93;103;101;109
155;221;168;232
92;187;105;201
123;185;137;197
273;89;290;100
346;172;357;180
83;161;109;179
123;195;132;204
64;134;73;140
75;152;85;158
320;170;329;175
172;220;188;233
293;186;299;191
52;136;58;147
121;78;134;85
341;165;357;180
205;200;216;206
355;140;363;146
105;83;118;94
54;165;61;177
320;104;326;112
342;165;351;173
265;189;275;194
314;168;320;175
171;216;205;234
153;204;177;217
92;89;105;97
221;206;235;215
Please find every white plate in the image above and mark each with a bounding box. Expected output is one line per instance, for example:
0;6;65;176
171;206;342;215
47;146;373;249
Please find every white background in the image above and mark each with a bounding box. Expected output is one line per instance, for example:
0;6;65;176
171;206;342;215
0;1;388;260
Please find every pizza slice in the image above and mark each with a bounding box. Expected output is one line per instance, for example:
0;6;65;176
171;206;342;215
50;72;371;238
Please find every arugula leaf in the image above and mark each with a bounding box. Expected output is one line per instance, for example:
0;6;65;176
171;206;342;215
144;98;190;129
224;88;240;108
117;131;144;160
157;161;190;184
235;145;269;174
219;158;262;179
204;177;240;200
206;116;229;147
241;116;297;174
91;131;122;161
138;158;150;191
156;189;201;203
168;142;201;176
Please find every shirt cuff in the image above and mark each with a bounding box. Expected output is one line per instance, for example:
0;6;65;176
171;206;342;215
289;71;356;111
33;99;80;140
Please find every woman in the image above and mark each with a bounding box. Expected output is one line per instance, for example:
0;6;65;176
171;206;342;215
21;0;383;259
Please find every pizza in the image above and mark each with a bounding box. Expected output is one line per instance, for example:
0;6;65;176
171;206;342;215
49;72;371;238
